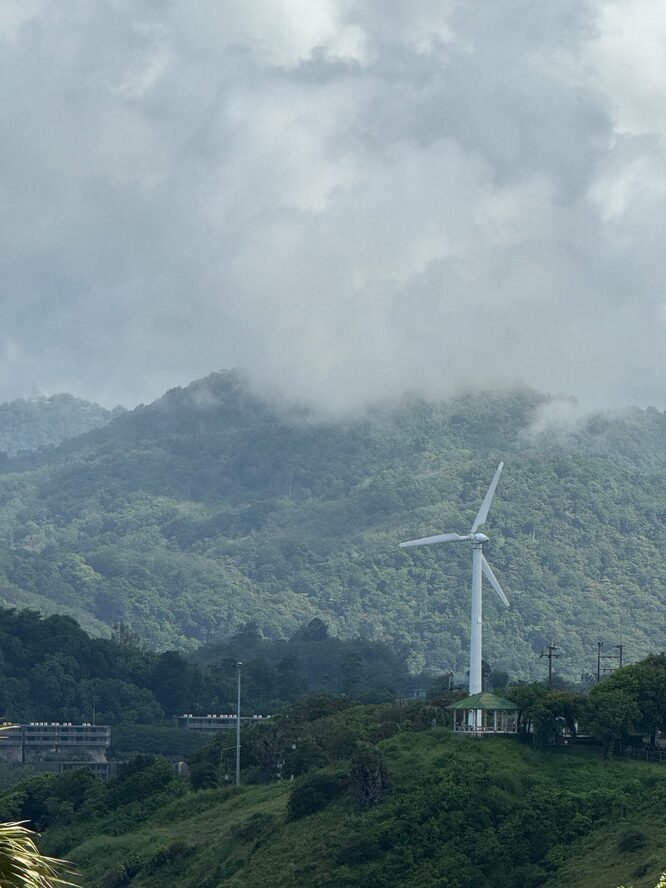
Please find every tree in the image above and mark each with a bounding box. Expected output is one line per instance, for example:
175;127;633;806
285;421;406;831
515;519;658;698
588;687;639;755
506;685;587;747
189;762;219;791
508;683;550;736
287;772;346;820
294;619;329;642
488;669;509;691
549;690;585;737
230;622;263;650
342;653;363;697
150;652;197;715
350;744;387;808
596;655;666;747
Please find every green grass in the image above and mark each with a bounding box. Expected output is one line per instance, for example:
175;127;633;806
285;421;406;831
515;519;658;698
67;784;289;887
548;805;666;888
52;731;666;888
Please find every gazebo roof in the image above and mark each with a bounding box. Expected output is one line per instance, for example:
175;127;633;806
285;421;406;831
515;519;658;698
447;692;518;711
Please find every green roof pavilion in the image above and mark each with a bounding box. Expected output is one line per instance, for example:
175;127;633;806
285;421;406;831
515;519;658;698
447;692;518;734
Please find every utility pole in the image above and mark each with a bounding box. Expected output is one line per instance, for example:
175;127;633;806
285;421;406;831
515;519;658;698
598;640;624;680
539;643;559;687
235;661;243;787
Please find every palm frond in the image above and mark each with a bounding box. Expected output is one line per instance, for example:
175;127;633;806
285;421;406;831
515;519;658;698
0;822;76;888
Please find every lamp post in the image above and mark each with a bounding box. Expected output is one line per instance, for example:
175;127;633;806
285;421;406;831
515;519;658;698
235;661;243;787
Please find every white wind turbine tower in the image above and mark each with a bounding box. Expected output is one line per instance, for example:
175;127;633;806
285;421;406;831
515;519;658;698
400;462;509;697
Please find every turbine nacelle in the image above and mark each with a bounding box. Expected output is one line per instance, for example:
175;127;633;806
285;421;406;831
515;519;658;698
471;533;489;544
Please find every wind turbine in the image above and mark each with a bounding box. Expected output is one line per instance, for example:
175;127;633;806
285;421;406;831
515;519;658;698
400;462;509;696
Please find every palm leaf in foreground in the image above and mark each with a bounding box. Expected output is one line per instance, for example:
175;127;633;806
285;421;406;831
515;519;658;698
0;822;76;888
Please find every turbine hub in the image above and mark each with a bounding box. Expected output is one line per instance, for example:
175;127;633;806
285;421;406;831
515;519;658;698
471;533;489;544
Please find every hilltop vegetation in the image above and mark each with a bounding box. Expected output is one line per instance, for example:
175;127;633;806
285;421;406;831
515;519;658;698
0;608;410;727
0;370;664;678
0;651;660;886
3;698;662;888
0;394;120;457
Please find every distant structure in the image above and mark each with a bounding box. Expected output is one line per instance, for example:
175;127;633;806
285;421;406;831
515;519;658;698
447;692;518;735
400;462;510;701
597;641;624;680
539;643;559;687
175;714;271;733
0;723;111;765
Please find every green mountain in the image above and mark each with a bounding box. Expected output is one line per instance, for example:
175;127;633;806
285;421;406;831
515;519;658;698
0;393;121;456
0;370;663;678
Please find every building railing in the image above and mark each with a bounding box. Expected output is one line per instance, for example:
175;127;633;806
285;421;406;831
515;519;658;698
175;714;272;731
452;724;517;734
0;723;111;747
616;744;666;764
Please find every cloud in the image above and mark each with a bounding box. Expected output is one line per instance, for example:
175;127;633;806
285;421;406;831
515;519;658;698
585;0;666;137
0;1;665;411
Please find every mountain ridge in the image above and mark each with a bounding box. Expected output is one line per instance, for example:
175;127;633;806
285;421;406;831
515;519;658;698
0;392;123;457
0;370;663;678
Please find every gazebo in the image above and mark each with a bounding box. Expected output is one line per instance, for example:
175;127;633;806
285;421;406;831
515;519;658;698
447;692;518;735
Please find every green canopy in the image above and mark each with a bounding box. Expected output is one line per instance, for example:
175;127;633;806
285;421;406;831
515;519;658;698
447;692;518;711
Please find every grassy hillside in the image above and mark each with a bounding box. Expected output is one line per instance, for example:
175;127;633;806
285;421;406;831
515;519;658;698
0;370;663;677
34;711;665;888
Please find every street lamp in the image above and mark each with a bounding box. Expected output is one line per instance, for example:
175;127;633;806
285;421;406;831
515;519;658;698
235;661;243;787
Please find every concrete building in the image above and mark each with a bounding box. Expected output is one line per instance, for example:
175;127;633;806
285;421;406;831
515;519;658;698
0;722;111;763
174;714;271;733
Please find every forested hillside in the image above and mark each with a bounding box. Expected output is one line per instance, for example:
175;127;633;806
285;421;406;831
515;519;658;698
0;394;121;457
0;370;664;678
0;609;409;725
13;699;665;888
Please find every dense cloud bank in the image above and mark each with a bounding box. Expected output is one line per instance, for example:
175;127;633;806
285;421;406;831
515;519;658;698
1;1;665;411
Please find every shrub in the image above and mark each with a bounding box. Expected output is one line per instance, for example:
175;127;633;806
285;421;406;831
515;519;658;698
146;839;193;872
617;829;648;853
99;862;130;888
349;744;387;808
109;757;176;806
233;812;277;841
189;762;219;791
336;834;384;864
288;772;347;820
99;852;141;888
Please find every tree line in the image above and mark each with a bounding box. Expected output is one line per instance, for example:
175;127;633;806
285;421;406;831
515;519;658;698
0;609;411;726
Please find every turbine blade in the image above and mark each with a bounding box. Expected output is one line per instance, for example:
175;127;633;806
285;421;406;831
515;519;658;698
482;555;510;607
400;533;468;548
471;461;504;532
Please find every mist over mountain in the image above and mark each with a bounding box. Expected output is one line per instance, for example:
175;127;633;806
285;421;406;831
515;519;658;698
0;393;123;457
0;370;662;681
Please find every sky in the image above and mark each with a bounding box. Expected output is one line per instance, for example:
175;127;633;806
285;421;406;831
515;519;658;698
1;0;666;411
